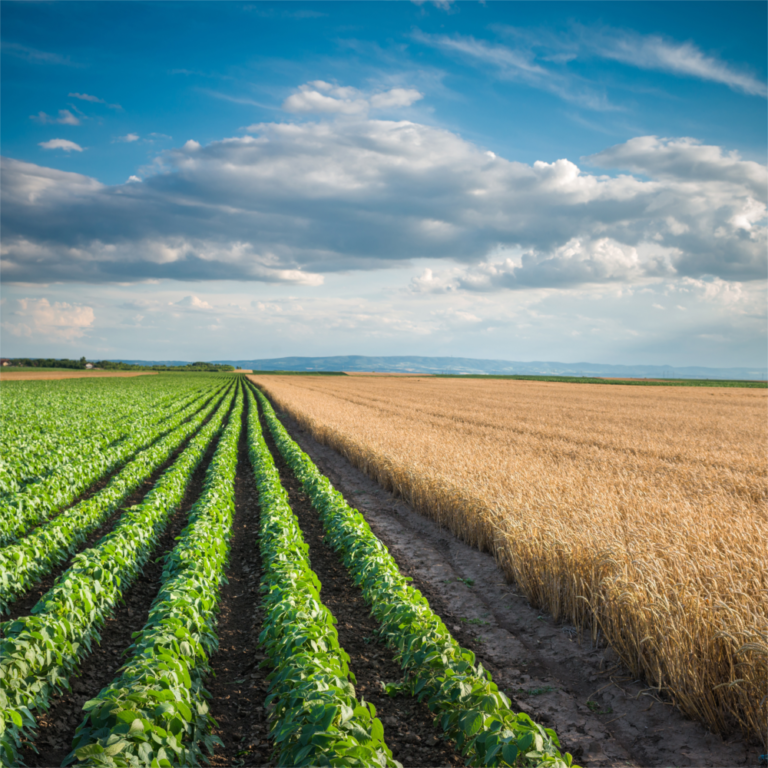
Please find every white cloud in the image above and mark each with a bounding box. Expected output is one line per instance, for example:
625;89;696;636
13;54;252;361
282;82;423;115
68;92;122;110
414;32;615;111
116;133;140;143
38;139;83;152
31;109;80;125
2;298;94;340
410;237;665;293
412;0;455;10
419;25;767;109
587;136;767;198
127;175;142;183
2;42;75;66
174;295;213;310
69;92;104;103
593;32;767;97
4;111;765;288
369;88;424;109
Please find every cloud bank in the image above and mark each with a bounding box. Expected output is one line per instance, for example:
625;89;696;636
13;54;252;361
282;81;424;114
2;298;95;340
3;116;765;288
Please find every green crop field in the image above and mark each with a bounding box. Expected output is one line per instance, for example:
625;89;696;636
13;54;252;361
0;374;577;768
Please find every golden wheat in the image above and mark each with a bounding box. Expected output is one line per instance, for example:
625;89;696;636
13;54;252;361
250;374;768;743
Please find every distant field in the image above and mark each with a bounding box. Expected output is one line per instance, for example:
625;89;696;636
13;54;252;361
433;373;767;388
0;369;157;381
251;374;768;742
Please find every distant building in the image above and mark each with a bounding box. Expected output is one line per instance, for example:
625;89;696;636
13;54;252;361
85;363;94;369
0;359;11;366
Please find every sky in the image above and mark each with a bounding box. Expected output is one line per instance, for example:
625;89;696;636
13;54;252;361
1;1;766;367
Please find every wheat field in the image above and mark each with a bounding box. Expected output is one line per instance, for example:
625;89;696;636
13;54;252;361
250;374;768;744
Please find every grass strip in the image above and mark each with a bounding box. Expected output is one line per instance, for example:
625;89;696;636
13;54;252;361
64;386;244;768
0;383;232;614
247;386;400;768
253;385;576;768
0;388;234;767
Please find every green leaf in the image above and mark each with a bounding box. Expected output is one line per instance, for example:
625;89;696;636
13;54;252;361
129;719;144;734
104;739;128;756
501;742;518;764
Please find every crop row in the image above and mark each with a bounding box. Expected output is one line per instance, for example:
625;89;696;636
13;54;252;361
0;381;227;546
245;386;400;768
0;379;216;497
0;382;232;615
65;385;245;767
252;385;576;768
0;387;235;767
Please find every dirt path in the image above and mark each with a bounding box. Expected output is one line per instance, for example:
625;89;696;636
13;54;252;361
206;400;273;767
19;431;221;767
270;407;757;768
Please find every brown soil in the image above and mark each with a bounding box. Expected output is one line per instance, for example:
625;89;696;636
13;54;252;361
206;399;273;767
19;430;221;768
0;371;157;381
259;408;464;768
268;406;758;768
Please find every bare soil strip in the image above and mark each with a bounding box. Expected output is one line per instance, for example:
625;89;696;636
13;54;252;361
258;408;465;768
272;408;757;768
2;396;222;624
18;430;222;767
206;400;273;767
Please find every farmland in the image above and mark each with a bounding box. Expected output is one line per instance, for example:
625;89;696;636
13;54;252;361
250;374;767;754
0;372;601;768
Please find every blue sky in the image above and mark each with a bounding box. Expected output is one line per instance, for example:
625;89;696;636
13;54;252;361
1;1;766;367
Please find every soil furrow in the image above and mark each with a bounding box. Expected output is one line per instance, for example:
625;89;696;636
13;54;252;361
18;429;223;768
2;398;222;625
257;406;464;768
206;396;273;767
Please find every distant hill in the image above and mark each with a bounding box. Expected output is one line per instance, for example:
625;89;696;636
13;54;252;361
205;355;766;380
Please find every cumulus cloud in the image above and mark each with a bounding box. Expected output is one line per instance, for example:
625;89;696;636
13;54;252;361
3;112;765;287
31;109;80;125
174;295;213;309
411;238;674;293
38;139;83;152
587;136;767;197
2;298;94;340
116;133;140;143
282;81;423;114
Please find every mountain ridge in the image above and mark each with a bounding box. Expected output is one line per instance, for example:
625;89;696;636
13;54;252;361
113;355;767;380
